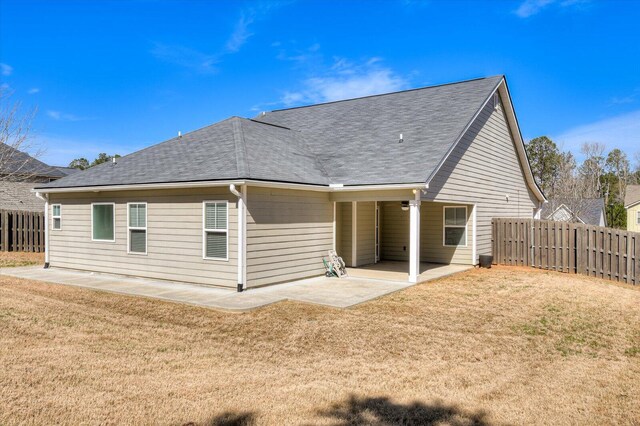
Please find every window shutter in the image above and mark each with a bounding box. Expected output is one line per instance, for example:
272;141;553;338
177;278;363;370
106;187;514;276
130;230;146;253
205;232;227;259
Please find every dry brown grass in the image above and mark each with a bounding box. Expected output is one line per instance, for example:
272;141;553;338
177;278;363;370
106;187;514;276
0;251;44;268
1;265;640;425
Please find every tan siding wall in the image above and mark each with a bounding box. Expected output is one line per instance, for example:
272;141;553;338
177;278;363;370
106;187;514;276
245;187;333;287
356;201;375;266
380;201;472;264
628;205;640;232
421;203;472;264
338;202;353;266
48;187;238;288
425;96;538;262
380;201;409;261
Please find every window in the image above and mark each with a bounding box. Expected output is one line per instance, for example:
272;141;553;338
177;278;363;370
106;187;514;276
52;204;61;230
203;201;228;260
128;203;147;254
443;206;467;247
92;203;115;242
637;211;640;225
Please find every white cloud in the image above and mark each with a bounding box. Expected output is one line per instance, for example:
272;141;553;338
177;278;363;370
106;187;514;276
515;0;555;17
27;87;40;95
554;109;640;158
0;63;12;76
514;0;590;18
226;13;255;53
46;110;90;122
280;58;408;106
150;43;218;74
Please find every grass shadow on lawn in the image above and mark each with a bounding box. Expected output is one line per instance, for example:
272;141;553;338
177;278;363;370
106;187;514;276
317;394;490;426
184;411;256;426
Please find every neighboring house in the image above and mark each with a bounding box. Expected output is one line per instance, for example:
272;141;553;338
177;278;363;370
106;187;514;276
0;143;72;212
34;75;545;290
540;198;607;226
625;185;640;232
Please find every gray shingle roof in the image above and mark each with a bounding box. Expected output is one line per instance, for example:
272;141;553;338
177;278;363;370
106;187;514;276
35;76;503;190
0;181;45;211
0;143;65;179
541;198;606;226
625;185;640;208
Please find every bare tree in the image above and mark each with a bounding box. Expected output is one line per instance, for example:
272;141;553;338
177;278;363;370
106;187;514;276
605;148;630;203
0;91;43;182
553;151;591;220
579;142;606;200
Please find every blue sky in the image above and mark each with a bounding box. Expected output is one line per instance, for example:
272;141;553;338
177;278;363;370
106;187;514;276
1;0;639;166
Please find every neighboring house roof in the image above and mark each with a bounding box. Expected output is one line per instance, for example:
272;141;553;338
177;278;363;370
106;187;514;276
625;185;640;208
541;198;606;226
55;166;82;176
0;181;44;211
34;75;543;201
0;143;66;179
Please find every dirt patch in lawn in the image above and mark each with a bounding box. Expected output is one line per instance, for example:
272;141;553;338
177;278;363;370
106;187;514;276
1;266;639;425
0;252;44;268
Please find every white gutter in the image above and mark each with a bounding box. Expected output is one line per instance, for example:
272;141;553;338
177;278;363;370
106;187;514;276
35;192;50;268
229;184;247;292
32;179;427;194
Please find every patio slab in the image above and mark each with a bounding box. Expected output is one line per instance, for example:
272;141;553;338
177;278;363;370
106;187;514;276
0;263;471;311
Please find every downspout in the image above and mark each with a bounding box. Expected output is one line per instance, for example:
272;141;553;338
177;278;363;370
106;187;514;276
229;184;246;292
35;192;50;268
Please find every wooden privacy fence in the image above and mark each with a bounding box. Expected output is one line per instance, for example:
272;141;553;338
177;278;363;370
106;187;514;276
0;210;45;253
492;218;640;285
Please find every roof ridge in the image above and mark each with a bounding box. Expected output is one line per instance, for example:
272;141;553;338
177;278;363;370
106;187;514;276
265;75;504;114
232;118;250;178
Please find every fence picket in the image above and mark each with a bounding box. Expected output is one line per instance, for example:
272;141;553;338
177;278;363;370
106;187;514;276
492;218;639;286
0;209;45;253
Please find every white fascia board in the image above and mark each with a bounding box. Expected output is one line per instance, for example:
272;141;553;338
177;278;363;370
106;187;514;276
33;179;427;194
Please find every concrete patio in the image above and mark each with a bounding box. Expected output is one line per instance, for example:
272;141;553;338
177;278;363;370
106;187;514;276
0;263;471;311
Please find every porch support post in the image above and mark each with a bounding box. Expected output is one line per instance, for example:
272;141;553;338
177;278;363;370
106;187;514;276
409;191;421;283
352;201;357;267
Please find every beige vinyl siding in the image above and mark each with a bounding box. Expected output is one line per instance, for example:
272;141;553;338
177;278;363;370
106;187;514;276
48;187;238;288
421;203;472;264
356;201;375;266
627;204;640;232
380;201;471;264
338;202;353;266
425;94;538;262
245;187;333;288
380;201;409;261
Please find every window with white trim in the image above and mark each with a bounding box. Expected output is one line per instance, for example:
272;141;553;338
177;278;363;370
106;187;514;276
203;201;228;260
52;204;61;230
443;206;467;247
92;203;115;242
128;203;147;254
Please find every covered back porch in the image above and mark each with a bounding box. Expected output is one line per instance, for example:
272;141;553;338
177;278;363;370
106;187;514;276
332;189;476;283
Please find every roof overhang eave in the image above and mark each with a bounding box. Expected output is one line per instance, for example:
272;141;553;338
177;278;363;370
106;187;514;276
33;179;427;194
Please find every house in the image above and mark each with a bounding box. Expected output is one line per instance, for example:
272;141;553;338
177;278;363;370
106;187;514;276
540;198;607;226
0;143;73;212
625;185;640;232
33;75;545;291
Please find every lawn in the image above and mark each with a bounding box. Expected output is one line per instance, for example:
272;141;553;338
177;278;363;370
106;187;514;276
1;256;639;425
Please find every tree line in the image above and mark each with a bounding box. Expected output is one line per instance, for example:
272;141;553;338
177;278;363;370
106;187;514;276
526;136;640;228
69;153;121;170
